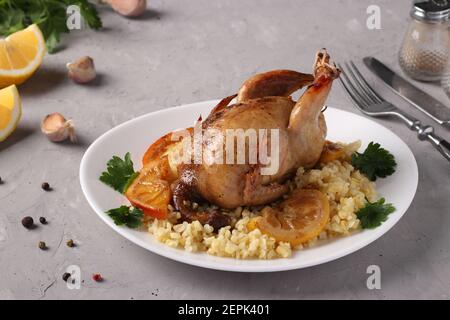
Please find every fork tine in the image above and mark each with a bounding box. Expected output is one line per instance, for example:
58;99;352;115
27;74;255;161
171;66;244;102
337;64;368;111
344;62;377;105
338;64;364;105
348;61;384;103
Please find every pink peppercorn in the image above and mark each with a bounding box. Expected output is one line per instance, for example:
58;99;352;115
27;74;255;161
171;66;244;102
92;273;103;282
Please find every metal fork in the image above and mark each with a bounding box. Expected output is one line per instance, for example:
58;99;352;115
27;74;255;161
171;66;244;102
338;61;450;162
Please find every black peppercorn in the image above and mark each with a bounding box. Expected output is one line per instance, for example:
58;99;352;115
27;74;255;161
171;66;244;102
0;176;3;184
41;182;51;191
39;217;47;224
66;239;75;247
21;216;34;229
38;241;47;250
62;273;71;282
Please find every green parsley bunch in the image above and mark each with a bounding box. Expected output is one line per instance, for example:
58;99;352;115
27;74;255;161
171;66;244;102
0;0;102;53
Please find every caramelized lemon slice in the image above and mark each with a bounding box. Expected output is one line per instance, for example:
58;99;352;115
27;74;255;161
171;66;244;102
251;189;330;246
142;128;194;165
126;157;175;219
0;24;46;88
319;141;346;164
0;85;22;142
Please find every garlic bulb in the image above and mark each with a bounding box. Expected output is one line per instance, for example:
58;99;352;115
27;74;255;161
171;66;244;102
106;0;147;17
67;56;96;84
41;113;77;143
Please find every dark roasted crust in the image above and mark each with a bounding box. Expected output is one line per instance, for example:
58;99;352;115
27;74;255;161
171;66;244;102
172;167;232;231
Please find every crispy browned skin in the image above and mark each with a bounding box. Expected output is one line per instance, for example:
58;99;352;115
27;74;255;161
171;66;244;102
237;70;314;103
196;96;295;209
173;50;340;225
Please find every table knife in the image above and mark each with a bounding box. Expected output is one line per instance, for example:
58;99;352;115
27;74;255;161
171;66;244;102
363;57;450;127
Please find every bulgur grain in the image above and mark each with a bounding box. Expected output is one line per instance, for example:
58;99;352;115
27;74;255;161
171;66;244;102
146;141;377;260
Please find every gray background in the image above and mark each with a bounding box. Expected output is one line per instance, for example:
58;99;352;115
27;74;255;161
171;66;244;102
1;0;449;300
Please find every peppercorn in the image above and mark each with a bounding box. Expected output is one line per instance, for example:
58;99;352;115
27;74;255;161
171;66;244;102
41;182;51;191
0;176;3;184
62;273;71;282
21;216;34;229
38;241;47;250
39;217;47;225
92;273;103;282
66;239;75;247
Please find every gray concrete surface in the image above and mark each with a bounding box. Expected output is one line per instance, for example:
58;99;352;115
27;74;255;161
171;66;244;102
1;0;449;300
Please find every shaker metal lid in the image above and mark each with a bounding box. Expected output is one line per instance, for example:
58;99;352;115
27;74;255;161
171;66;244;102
412;0;450;22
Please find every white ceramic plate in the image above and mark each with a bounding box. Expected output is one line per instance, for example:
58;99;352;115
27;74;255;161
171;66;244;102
80;100;418;273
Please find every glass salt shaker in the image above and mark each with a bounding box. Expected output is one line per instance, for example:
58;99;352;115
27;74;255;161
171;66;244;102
443;68;450;97
399;0;450;82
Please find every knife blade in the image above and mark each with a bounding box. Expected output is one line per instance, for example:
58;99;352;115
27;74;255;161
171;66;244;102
363;57;450;126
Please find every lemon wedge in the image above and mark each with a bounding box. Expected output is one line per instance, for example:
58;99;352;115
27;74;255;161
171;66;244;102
0;85;22;142
0;24;46;88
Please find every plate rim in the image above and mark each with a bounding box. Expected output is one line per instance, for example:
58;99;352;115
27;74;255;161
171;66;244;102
79;99;419;273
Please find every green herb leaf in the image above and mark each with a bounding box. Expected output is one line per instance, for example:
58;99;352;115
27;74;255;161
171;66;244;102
73;0;102;30
352;142;397;181
0;7;26;35
106;206;144;229
100;153;139;194
356;198;396;229
0;0;102;53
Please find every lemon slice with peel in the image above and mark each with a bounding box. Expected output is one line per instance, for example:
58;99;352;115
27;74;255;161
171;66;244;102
0;24;46;88
248;189;330;246
0;85;22;142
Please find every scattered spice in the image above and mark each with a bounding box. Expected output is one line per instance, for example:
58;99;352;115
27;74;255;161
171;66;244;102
39;217;47;225
92;273;103;282
62;273;71;282
21;216;34;229
38;241;47;250
41;182;51;191
66;239;75;247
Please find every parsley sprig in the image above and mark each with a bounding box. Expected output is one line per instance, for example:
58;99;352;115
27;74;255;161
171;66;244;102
0;0;102;53
100;153;143;228
99;153;139;194
357;198;396;229
106;206;144;229
352;142;397;181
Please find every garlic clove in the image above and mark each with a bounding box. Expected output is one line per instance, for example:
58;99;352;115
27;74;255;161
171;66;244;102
67;56;96;84
41;113;77;143
107;0;147;17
